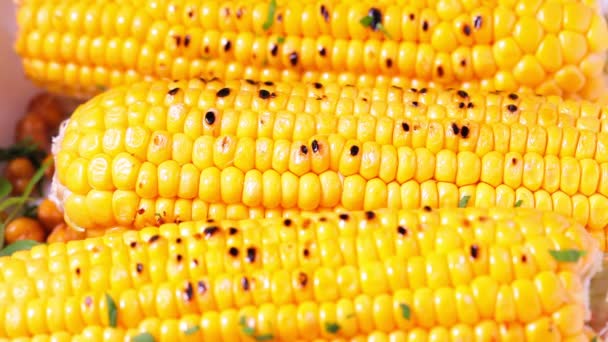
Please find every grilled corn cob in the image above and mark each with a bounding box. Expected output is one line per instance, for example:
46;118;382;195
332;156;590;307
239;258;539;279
14;0;608;100
0;208;602;340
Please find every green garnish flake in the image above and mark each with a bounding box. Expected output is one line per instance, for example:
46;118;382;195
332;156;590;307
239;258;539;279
96;84;108;91
262;0;277;30
325;322;340;334
591;336;598;342
184;326;200;335
458;195;471;208
106;293;118;327
514;199;523;207
239;316;274;341
359;15;392;39
549;249;586;263
277;36;285;44
400;303;411;320
132;332;155;342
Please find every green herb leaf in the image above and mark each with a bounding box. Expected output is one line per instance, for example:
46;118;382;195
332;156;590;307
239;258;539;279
96;84;108;92
514;199;523;207
324;322;340;334
262;0;277;30
359;16;373;27
132;332;155;342
0;138;46;165
400;303;411;320
106;293;118;327
549;249;586;263
359;16;392;39
0;240;41;257
239;316;255;335
184;326;200;335
458;195;470;208
591;336;598;342
20;159;51;200
0;178;12;199
255;334;274;341
22;203;38;219
277;36;285;44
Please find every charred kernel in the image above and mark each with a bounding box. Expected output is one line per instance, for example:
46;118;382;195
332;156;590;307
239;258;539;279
187;10;194;18
437;66;444;77
508;93;518;100
457;90;468;98
228;227;238;235
75;268;81;275
204;226;220;237
349;145;360;156
270;44;278;56
461;126;470;138
303;248;310;257
242;277;250;291
192;259;199;266
511;158;517;165
319;47;327;56
204;46;210;53
460;59;467;66
197;281;207;294
300;145;308;154
368;8;383;30
168;88;180;96
365;211;376;220
470;245;480;259
193;233;202;239
506;104;518;112
246;247;256;263
263;81;274;86
521;254;527;263
130;241;137;248
451;123;460;135
228;247;239;257
463;25;471;36
339;213;349;221
458;102;465;109
216;88;230;97
298;272;308;287
277;13;283;22
467;102;474;108
422;21;429;31
289;52;298;66
245;79;257;85
149;235;160;243
283;218;292;227
420;88;428;93
176;254;183;262
397;226;407;235
474;16;482;29
423;206;432;212
205;111;215;125
311;140;320;153
412;101;419;107
184;282;194;301
137;208;145;215
402;122;410;132
313;82;323;89
320;5;329;22
173;36;181;46
236;8;243;18
319;217;327;222
136;263;143;273
302;219;312;228
259;89;271;99
409;13;415;20
184;35;191;47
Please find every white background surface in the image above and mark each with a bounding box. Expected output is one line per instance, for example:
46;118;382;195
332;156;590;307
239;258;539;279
0;1;43;147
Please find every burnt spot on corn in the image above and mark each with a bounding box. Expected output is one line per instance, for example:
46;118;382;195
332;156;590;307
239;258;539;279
410;88;418;92
467;102;474;108
457;90;469;99
339;213;349;221
319;217;327;222
228;227;238;235
204;226;220;237
228;247;239;257
511;157;518;165
508;93;519;100
320;5;330;22
137;208;145;215
302;218;312;229
283;218;292;227
451;123;460;135
368;8;383;30
223;40;232;52
412;101;419;107
462;24;471;36
184;35;191;47
173;35;181;46
460;126;470;138
422;20;429;31
245;79;257;85
298;272;308;287
423;206;432;212
277;13;283;22
402;122;410;132
187;9;194;18
136;263;144;273
130;241;137;248
478;216;489;222
271;44;278;57
241;277;250;291
470;244;480;259
365;211;376;220
175;237;182;244
168;87;180;96
319;47;327;57
437;66;444;77
197;281;207;294
259;89;271;99
216;88;231;97
149;235;161;243
463;219;471;227
289;52;299;66
193;233;202;240
409;13;415;20
506;104;518;112
474;16;483;29
205;111;216;125
184;282;194;301
204;45;210;54
521;254;528;263
420;88;428;94
397;226;408;236
460;59;467;67
192;258;199;266
300;145;308;154
236;7;243;18
459;102;465;109
303;248;310;257
264;81;274;86
350;145;360;156
246;247;256;263
311;140;320;153
75;267;81;275
314;82;323;89
176;254;183;262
